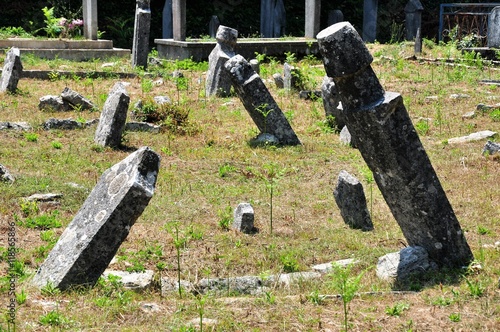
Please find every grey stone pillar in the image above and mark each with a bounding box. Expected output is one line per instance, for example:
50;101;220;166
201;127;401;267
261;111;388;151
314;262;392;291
206;25;238;97
488;6;500;48
0;47;22;93
404;0;423;41
225;55;301;146
162;0;173;39
83;0;98;40
132;0;151;69
305;0;321;38
260;0;275;38
317;22;473;268
172;0;186;41
362;0;378;42
32;146;160;290
273;0;286;37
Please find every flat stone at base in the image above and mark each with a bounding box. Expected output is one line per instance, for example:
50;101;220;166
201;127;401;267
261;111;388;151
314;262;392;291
376;246;437;282
448;130;497;144
102;270;154;290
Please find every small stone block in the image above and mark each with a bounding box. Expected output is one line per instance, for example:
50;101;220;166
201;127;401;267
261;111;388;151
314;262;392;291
233;202;254;233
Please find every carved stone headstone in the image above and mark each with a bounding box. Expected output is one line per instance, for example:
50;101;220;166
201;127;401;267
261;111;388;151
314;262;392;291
362;0;378;42
404;0;423;41
162;0;173;39
39;95;70;112
206;25;238;98
488;6;500;48
233;203;254;233
132;0;151;69
225;55;301;146
321;75;345;130
305;0;321;38
61;87;96;111
32;146;160;290
0;47;22;93
94;82;130;148
317;22;473;268
333;170;373;231
172;0;186;41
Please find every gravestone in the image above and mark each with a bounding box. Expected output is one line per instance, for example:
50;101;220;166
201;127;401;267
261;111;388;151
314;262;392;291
39;95;70;112
317;22;473;268
405;0;423;41
283;62;292;91
376;246;437;281
172;0;186;41
483;140;500;156
249;59;260;75
333;170;373;231
260;0;286;37
94;82;130;148
328;10;344;27
225;55;301;146
61;87;96;111
233;202;254;233
0;164;14;183
83;0;98;40
205;25;238;98
488;6;500;48
362;0;378;42
321;75;345;130
132;0;152;69
32;146;160;290
209;15;220;38
305;0;321;38
162;0;173;39
414;28;422;54
0;47;22;93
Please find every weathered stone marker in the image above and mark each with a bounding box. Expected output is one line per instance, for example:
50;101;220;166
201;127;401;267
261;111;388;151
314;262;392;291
488;6;500;48
362;0;378;42
317;22;473;268
32;146;160;290
0;47;22;93
233;203;255;234
305;0;321;38
225;55;301;146
61;87;96;111
321;75;345;130
94;82;130;148
132;0;152;69
206;25;238;98
83;0;98;40
333;170;373;231
405;0;423;41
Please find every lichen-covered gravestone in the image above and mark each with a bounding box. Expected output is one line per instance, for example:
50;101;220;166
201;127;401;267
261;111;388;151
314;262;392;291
317;22;473;268
225;54;301;146
0;47;22;93
32;146;160;290
205;25;238;97
94;82;130;148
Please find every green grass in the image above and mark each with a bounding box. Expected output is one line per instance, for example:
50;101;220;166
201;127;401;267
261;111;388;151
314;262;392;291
0;42;499;331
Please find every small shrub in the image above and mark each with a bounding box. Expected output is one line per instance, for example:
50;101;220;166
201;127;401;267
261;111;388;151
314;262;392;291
217;206;232;230
280;253;299;273
39;310;70;327
449;312;461;322
415;119;430;136
51;141;63;149
385;302;410;316
18;210;62;230
490;109;500;122
24;132;38;142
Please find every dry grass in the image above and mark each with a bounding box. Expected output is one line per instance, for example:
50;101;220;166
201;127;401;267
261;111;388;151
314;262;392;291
0;41;499;331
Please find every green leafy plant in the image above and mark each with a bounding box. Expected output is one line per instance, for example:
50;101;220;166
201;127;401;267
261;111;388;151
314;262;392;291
329;263;364;331
415;119;430;136
385;302;410;316
307;290;326;305
41;7;62;38
51;141;63;149
195;294;208;332
167;222;189;298
263;291;276;304
41;282;61;296
465;278;485;298
24;132;39;142
258;162;286;234
217;205;232;230
39;310;70;327
280;252;299;273
449;312;461;322
490;109;500;122
218;163;236;178
16;289;27;305
17;210;62;230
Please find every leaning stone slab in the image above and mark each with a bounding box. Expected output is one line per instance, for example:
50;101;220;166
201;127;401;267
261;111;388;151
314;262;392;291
0;121;31;131
43;118;83;130
225;54;301;146
32;146;160;290
206;25;238;97
39;95;71;112
102;269;154;291
447;130;497;144
312;258;359;274
376;246;437;282
266;272;322;287
61;87;97;111
483;140;500;156
233;202;254;233
0;47;22;93
333;170;373;231
321;75;345;130
94;82;130;148
317;22;473;268
25;193;63;202
0;164;15;183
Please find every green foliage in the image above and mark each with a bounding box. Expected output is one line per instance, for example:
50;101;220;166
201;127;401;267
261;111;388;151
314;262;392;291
39;310;70;327
329;263;364;331
257;162;286;234
449;312;461;322
385;302;410;316
0;26;32;38
41;282;61;296
307;290;326;305
217;205;233;230
465;278;486;297
490;109;500;122
477;225;491;235
263;291;276;304
16;289;27;305
41;7;61;38
218;163;236;178
17;210;62;230
51;141;63;149
280;252;299;273
415;119;430;136
24;132;39;142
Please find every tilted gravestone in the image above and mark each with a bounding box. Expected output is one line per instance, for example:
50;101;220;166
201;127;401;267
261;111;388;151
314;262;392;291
488;7;500;48
333;170;373;231
132;0;151;69
32;146;160;290
321;75;345;130
405;0;423;41
317;22;473;268
206;25;238;98
61;87;96;111
94;82;130;148
0;47;23;93
233;202;254;234
225;54;301;146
